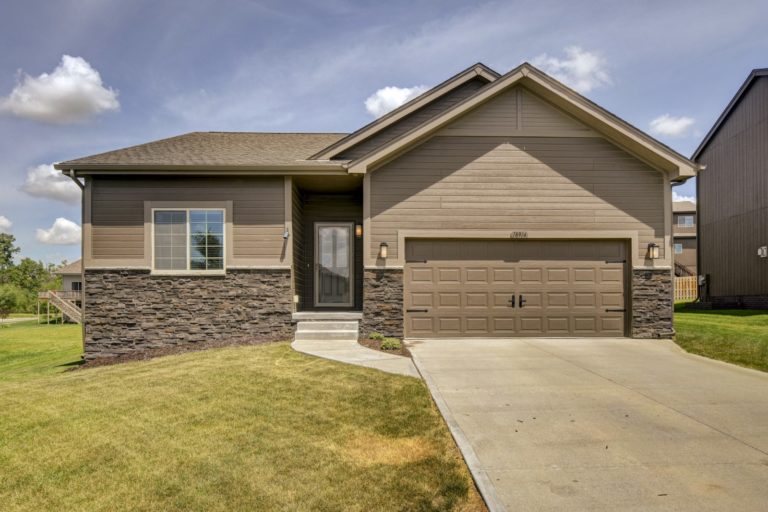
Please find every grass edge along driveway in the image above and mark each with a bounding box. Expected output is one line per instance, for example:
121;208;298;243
0;341;485;512
674;304;768;373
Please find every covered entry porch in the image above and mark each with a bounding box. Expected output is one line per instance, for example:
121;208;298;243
291;175;364;312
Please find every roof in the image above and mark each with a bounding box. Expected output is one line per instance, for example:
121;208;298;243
309;62;499;160
55;132;348;172
346;62;700;181
692;68;768;160
55;259;81;275
673;201;696;213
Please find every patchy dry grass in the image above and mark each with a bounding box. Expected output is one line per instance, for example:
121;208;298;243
0;341;485;511
675;304;768;372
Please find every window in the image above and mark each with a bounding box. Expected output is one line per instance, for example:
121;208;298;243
674;243;683;254
153;209;224;271
678;215;694;227
71;281;82;291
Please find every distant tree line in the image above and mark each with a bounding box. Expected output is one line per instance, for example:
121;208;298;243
0;234;62;319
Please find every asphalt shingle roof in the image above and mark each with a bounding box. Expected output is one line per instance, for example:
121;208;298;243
57;132;349;168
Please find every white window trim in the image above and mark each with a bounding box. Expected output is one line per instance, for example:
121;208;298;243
674;243;684;254
151;207;226;275
677;215;694;227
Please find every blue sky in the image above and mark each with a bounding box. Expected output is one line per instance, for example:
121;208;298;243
1;0;766;263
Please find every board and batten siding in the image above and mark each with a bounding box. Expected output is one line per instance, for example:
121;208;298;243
89;176;286;266
369;86;666;264
697;76;768;297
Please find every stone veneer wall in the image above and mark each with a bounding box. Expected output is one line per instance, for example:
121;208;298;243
631;268;674;338
84;269;292;359
361;269;403;339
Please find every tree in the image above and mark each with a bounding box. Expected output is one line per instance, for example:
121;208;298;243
0;284;23;325
0;234;20;271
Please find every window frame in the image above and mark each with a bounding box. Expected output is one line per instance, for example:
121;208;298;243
674;243;684;254
677;215;694;227
151;207;226;275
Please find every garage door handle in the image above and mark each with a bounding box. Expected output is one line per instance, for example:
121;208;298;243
605;308;626;312
406;308;429;313
518;295;526;308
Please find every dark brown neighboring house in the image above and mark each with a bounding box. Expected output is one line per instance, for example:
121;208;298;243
672;201;697;276
692;68;768;308
55;63;699;359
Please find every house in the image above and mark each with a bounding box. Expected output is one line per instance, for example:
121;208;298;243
672;201;697;276
56;259;83;294
692;68;768;308
54;63;699;358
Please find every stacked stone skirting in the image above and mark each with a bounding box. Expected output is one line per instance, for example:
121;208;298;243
631;268;674;338
83;269;292;359
361;269;403;339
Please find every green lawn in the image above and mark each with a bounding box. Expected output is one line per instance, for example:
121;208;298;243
0;331;484;511
674;304;768;372
0;320;82;381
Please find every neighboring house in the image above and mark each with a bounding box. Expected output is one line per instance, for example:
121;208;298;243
692;68;768;308
55;62;699;358
56;259;83;294
672;200;697;276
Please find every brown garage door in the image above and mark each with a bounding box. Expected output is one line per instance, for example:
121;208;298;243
404;239;627;338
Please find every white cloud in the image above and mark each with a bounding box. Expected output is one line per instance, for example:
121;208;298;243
649;114;695;137
673;191;696;203
36;218;81;245
0;55;119;123
0;216;12;234
20;164;81;203
532;46;611;93
364;85;429;117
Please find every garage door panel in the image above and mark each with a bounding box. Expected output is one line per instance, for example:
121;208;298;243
404;239;627;338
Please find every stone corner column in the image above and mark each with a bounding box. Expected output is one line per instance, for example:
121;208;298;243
361;268;403;339
631;268;674;339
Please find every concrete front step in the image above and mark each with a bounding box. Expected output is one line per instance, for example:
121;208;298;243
296;321;358;332
294;330;359;341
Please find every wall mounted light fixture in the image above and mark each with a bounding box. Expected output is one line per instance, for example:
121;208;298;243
355;224;363;238
647;242;660;260
379;242;388;259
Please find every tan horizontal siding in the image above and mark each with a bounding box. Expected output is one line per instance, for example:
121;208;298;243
90;176;285;262
370;135;665;262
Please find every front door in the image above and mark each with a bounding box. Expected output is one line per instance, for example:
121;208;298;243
315;222;354;307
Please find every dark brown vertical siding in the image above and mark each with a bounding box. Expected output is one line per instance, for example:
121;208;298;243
292;184;306;308
698;77;768;297
298;193;363;311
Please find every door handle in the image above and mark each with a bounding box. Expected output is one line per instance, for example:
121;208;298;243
406;308;429;313
605;308;626;312
518;294;526;308
508;294;516;308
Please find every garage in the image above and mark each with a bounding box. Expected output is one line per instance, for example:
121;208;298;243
404;239;628;338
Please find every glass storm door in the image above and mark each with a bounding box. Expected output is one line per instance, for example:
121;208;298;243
315;223;354;307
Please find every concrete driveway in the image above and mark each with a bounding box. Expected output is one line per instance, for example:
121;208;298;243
408;338;768;512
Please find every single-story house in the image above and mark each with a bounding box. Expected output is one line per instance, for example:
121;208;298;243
692;68;768;308
55;62;699;358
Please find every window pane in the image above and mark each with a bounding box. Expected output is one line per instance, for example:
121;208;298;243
154;210;186;270
188;210;224;271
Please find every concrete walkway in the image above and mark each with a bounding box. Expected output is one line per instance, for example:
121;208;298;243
1;317;37;325
409;337;768;512
291;339;420;378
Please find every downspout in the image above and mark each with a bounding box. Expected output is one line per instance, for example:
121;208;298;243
66;169;86;356
66;169;84;190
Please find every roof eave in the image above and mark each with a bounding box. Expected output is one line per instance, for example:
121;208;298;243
54;162;349;175
347;63;700;179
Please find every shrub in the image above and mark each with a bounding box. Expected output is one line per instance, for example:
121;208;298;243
369;332;385;341
0;284;24;325
381;337;402;351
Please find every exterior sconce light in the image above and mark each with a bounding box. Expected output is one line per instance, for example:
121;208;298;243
647;242;660;260
283;229;290;239
355;224;363;238
379;242;388;259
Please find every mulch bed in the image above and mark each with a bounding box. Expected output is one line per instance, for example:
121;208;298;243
73;338;276;370
358;338;411;358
